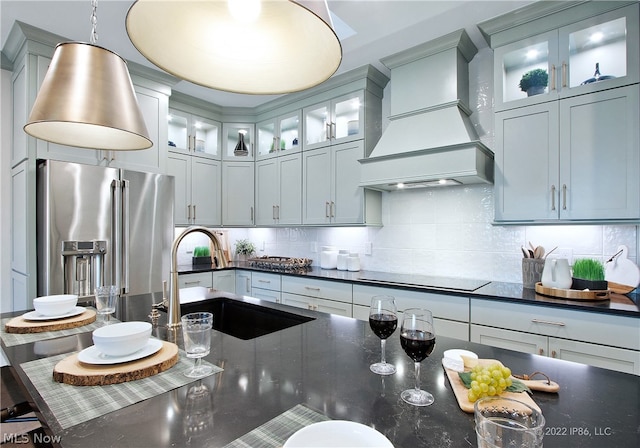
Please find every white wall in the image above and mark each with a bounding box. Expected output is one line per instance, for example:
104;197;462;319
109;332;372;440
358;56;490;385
178;48;638;285
1;68;12;312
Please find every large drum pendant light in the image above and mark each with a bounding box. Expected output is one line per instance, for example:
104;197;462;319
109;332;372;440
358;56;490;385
126;0;342;95
24;1;152;150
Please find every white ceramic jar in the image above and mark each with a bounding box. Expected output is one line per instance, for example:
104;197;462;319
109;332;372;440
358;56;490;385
320;246;338;269
347;253;360;272
337;250;349;270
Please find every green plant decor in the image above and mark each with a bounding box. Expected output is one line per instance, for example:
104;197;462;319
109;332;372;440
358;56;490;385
235;239;256;256
193;246;211;257
572;258;605;281
518;68;549;92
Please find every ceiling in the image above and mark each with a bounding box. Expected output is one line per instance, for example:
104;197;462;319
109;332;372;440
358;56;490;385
1;0;536;108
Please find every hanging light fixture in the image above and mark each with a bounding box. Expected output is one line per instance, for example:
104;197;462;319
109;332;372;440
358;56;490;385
126;0;342;94
24;0;152;150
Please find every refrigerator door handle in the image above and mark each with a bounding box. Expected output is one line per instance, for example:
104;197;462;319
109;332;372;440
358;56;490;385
122;179;130;294
111;179;123;292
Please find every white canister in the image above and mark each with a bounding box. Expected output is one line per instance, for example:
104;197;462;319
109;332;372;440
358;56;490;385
347;253;360;272
337;250;349;270
320;246;338;269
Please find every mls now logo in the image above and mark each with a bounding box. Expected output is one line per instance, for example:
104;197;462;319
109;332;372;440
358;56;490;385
3;433;62;444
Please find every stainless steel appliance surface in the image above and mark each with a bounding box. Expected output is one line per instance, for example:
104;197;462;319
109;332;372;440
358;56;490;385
358;272;490;292
37;159;174;300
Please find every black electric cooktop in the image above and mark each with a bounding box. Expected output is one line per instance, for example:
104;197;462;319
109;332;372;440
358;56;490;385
358;272;490;292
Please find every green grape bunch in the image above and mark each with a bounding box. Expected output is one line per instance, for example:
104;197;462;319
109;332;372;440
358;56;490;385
466;363;512;403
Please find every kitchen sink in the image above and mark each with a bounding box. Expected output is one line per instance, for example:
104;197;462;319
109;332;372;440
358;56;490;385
179;298;315;340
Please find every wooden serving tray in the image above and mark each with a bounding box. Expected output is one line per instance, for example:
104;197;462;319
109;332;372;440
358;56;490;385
4;309;97;334
53;341;179;386
534;282;610;301
443;361;541;413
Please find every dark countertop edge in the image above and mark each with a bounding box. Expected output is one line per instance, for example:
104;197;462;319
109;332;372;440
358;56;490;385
176;263;640;318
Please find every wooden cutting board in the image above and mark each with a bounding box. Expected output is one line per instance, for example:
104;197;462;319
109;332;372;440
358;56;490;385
53;341;179;386
443;363;541;413
4;309;97;334
534;282;609;301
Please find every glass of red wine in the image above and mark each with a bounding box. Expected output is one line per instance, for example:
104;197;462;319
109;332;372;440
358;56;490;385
400;308;436;406
369;295;398;375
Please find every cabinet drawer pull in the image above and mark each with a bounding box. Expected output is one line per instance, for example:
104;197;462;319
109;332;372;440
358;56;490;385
304;286;320;291
550;185;556;211
184;280;201;285
531;318;565;327
562;184;567;210
258;279;271;284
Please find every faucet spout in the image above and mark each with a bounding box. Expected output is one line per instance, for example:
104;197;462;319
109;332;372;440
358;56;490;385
167;226;228;328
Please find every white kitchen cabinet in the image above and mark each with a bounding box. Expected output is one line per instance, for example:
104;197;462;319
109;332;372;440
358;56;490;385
353;285;470;341
251;272;282;304
256;111;301;159
212;270;235;293
222;123;255;161
235;270;252;296
494;84;639;222
281;276;352;317
167;152;221;226
470;298;640;374
178;272;213;289
255;153;302;226
481;2;639;112
167;108;220;160
222;161;255;226
302;140;381;225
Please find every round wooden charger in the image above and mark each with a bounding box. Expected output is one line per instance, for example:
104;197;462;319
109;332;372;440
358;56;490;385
4;309;97;334
53;341;179;386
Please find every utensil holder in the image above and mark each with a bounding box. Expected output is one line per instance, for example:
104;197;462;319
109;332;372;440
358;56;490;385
522;258;545;289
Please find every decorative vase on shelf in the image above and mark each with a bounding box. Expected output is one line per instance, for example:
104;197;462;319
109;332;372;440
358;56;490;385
526;85;546;97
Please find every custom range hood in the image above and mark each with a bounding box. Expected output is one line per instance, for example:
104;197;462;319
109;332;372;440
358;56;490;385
360;29;494;191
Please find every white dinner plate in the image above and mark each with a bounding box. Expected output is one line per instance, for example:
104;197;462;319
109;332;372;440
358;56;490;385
283;421;393;448
22;306;86;321
77;338;163;365
442;349;478;372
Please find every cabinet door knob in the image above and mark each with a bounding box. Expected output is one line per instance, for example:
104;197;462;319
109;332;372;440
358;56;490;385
551;350;557;358
538;348;544;355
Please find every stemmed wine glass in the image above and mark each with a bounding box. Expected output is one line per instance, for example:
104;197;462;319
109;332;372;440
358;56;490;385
369;295;398;375
181;312;213;378
400;308;436;406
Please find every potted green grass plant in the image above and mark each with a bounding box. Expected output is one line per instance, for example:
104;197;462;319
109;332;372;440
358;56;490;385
235;239;256;262
519;68;548;97
571;258;608;291
192;246;212;265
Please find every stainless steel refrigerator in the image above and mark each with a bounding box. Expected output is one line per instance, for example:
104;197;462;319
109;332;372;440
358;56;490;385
37;159;174;301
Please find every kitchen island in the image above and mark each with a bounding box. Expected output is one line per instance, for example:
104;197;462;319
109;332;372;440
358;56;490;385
2;292;638;448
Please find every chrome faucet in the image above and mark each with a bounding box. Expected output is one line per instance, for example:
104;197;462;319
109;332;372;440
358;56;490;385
167;226;228;328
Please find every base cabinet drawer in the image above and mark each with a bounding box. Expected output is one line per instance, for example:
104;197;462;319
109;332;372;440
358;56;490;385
282;292;351;317
281;277;352;302
251;272;281;291
471;325;547;355
354;304;468;341
178;272;213;289
253;288;281;304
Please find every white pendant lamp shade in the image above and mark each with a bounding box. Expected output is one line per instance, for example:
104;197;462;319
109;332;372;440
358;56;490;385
24;42;153;150
126;0;342;94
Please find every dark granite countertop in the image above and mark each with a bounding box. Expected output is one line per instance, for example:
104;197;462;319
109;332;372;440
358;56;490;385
2;292;638;448
178;263;640;318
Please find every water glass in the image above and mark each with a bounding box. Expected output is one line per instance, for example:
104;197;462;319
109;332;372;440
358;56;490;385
474;397;545;448
181;312;213;378
94;285;118;320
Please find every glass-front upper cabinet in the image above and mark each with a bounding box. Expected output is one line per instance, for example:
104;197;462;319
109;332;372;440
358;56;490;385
222;123;254;160
303;91;364;151
256;111;301;159
167;109;220;159
493;3;638;111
